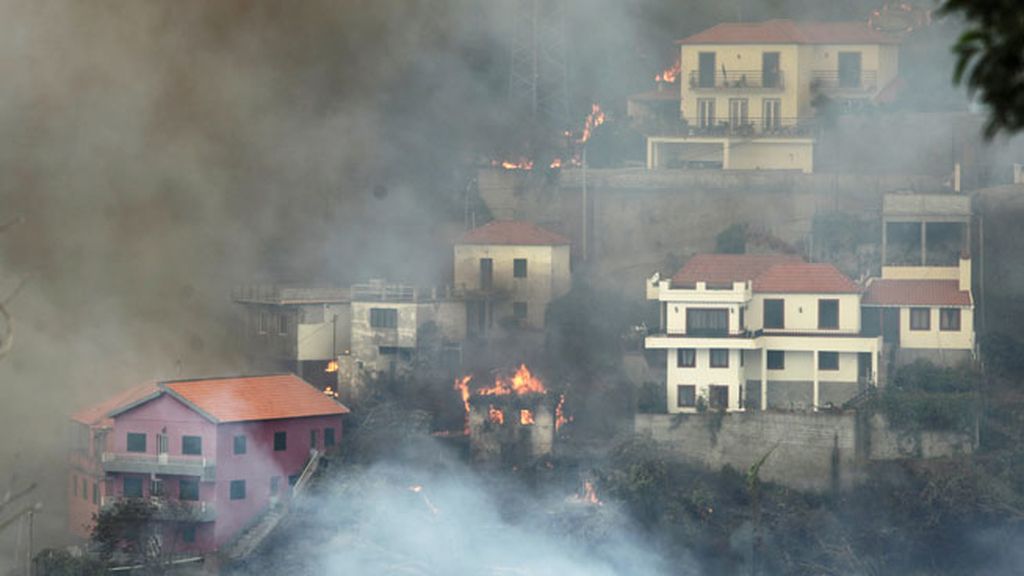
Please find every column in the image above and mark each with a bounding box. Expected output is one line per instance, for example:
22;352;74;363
871;344;880;387
760;347;768;411
646;138;654;170
722;140;731;170
812;350;820;411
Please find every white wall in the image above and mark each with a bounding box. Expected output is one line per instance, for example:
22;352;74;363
748;293;861;333
727;140;814;173
899;306;974;351
666;347;745;413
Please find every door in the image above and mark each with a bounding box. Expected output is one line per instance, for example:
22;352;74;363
729;98;749;128
479;258;493;290
709;385;729;410
838;52;862;88
763;99;781;130
882;308;900;346
762;52;780;88
698;52;716;88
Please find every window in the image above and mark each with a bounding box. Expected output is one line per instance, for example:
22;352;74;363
73;475;78;497
513;259;528;278
676;348;696;368
910;307;931;331
324;427;336;447
257;310;268;334
838;52;862;88
278;313;288;335
762;52;780;88
181;525;196;544
310;429;319;450
126;433;146;453
819;351;839;371
369;308;398;329
709;385;729;410
728;98;749;128
230;480;246;500
82;478;88;501
764;299;784;329
179;478;199;501
270;476;280;495
157;433;168;455
480;258;493;290
513;302;527;320
818;299;839;330
92;482;99;505
698;52;716;88
697;98;716;128
233;435;247;455
763;98;782;130
686;308;728;336
677;385;697;408
288;474;299;487
710;349;729;368
767;350;785;370
274;431;287;451
182;435;202;456
150;479;164;497
123;477;143;498
940;308;961;331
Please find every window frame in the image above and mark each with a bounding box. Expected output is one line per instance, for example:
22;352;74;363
940;308;961;331
513;302;528;320
677;385;697;408
182;525;197;544
818;351;840;371
181;435;202;456
479;258;493;290
676;348;696;368
126;432;147;453
686;308;729;336
230;480;246;501
324;427;336;447
709;385;729;410
123;476;143;499
179;478;199;501
513;258;528;278
233;435;247;455
273;431;287;452
818;299;840;330
310;429;319;450
763;299;785;329
369;308;398;329
709;348;730;368
767;350;785;370
910;307;931;331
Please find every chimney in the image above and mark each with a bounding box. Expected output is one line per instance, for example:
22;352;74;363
959;250;971;292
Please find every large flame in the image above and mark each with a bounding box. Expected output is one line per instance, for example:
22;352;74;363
477;364;547;396
578;103;605;144
488;405;505;425
454;375;472;434
555;393;572;432
325;359;339;373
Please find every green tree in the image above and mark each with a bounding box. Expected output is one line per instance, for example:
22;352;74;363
941;0;1024;137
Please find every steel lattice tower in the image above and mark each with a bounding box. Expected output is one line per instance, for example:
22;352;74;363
507;0;570;132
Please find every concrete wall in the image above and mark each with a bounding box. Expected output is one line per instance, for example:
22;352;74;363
635;410;974;492
728;140;814;173
898;306;974;351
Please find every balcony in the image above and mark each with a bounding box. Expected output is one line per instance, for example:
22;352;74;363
810;70;878;93
638;116;817;139
689;69;785;91
101;452;216;482
101;496;217;522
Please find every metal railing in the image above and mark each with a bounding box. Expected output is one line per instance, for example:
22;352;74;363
642;116;817;138
232;284;349;304
689;69;785;90
100;496;217;522
101;452;216;482
810;69;878;92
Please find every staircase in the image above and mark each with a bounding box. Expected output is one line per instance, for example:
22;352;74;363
223;450;322;562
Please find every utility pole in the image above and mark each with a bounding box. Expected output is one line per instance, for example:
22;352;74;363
508;0;570;132
581;145;588;262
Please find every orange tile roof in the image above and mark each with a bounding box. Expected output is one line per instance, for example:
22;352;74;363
72;382;161;427
671;254;859;293
162;374;349;423
458;220;571;246
677;19;899;45
753;263;860;293
863;279;971;307
671;254;802;285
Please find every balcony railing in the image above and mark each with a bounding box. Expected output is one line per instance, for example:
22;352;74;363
640;116;817;139
689;69;785;91
101;452;216;482
810;70;878;93
101;496;217;522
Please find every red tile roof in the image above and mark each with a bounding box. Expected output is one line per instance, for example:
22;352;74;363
677;20;900;45
71;382;160;427
753;263;860;293
163;374;349;423
863;279;971;307
458;220;571;246
671;254;859;293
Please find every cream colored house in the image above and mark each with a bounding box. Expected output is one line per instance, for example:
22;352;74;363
862;255;975;367
454;220;571;332
645;254;881;413
646;19;900;172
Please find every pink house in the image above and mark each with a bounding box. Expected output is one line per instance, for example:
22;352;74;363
68;374;349;555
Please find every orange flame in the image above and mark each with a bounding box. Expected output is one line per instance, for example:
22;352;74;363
454;375;472;434
549;158;562;169
555;393;572;432
579;103;606;144
488;405;505;425
497;158;534;171
655;58;681;83
325;360;339;373
520;409;535;426
477;364;547;396
576;480;602;506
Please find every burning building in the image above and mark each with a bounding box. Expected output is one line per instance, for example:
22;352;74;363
455;365;566;464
